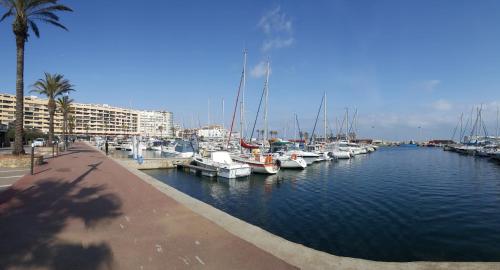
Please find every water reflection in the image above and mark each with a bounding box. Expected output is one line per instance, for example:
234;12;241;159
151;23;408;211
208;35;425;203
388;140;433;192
145;148;500;262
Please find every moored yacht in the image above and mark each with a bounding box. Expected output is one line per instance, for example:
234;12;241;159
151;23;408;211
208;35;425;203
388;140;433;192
273;152;307;169
231;152;280;174
194;151;251;178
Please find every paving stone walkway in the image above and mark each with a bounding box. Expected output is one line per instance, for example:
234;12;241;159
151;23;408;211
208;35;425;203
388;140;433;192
0;142;296;270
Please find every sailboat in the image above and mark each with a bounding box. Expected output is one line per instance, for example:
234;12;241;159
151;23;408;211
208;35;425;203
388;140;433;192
228;56;279;174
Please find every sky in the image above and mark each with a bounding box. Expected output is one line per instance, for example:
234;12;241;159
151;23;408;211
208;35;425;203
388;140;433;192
1;0;500;140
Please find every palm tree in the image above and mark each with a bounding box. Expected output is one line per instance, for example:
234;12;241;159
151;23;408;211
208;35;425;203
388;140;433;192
31;73;74;146
84;123;89;139
67;114;75;135
158;125;164;138
1;0;72;154
57;95;73;147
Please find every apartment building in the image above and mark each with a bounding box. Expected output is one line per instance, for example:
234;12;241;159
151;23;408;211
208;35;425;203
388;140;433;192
0;93;173;137
138;110;173;137
0;93;63;133
71;102;139;135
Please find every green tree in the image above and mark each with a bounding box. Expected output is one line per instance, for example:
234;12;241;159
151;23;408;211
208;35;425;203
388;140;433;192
158;125;164;138
1;0;72;154
68;114;75;135
31;73;74;145
57;95;73;146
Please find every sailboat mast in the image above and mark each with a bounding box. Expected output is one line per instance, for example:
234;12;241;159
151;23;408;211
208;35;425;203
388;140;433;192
222;98;225;139
324;91;327;142
208;98;210;127
459;113;463;143
227;51;246;150
240;50;247;153
293;113;296;141
346;108;349;141
263;60;270;142
496;105;499;138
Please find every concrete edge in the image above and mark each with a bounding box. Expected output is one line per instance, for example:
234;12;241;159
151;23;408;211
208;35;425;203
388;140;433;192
88;143;500;270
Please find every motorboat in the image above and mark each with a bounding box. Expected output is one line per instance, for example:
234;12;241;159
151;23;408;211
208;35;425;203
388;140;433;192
193;151;251;178
173;141;195;158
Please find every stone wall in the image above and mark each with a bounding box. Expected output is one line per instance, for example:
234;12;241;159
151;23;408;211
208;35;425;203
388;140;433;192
0;155;44;168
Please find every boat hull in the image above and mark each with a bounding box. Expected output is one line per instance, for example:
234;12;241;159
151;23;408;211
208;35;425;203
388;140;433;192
278;157;307;169
231;156;280;174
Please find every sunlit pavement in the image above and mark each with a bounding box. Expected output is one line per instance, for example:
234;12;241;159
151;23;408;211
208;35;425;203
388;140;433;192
0;167;28;192
0;142;295;270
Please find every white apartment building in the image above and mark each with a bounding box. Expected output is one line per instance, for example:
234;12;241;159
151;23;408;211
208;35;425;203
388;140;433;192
0;93;174;137
197;125;227;139
138;110;173;137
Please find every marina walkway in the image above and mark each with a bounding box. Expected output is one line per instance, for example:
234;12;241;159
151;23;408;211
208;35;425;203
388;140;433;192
0;142;295;270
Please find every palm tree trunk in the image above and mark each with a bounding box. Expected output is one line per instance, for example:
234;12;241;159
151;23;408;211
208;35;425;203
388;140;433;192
63;114;67;148
48;99;55;146
13;37;25;155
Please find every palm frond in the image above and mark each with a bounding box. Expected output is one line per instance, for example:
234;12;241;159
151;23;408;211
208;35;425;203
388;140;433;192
0;8;13;22
30;72;74;99
3;0;72;38
30;10;59;20
28;19;40;37
30;4;72;14
39;18;68;31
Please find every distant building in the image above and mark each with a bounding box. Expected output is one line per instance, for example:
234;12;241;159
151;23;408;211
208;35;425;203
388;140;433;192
72;102;139;136
197;125;226;139
0;92;174;137
138;110;173;137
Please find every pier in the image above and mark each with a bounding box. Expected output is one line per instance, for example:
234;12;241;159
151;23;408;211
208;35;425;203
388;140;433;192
119;157;191;170
178;164;218;177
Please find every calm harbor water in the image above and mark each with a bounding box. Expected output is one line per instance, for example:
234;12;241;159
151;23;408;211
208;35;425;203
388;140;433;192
144;147;500;262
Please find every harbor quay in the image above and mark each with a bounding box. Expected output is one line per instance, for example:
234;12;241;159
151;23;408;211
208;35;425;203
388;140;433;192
0;142;498;270
0;142;294;270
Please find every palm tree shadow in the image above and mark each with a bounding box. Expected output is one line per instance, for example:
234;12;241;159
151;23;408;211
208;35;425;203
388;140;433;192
0;162;122;269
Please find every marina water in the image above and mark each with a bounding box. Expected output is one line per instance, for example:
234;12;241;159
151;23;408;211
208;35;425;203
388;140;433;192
145;147;500;262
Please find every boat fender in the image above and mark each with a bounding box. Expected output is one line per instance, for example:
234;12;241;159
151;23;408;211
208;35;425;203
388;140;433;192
291;153;297;160
265;155;272;164
275;159;281;168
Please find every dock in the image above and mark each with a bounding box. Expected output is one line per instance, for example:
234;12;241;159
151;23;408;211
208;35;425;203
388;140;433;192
178;164;218;177
119;157;191;170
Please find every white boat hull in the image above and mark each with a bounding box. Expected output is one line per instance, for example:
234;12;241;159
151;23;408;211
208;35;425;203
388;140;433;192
331;150;351;159
231;156;280;174
277;157;307;169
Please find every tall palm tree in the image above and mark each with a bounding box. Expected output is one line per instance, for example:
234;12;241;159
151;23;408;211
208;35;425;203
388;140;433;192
57;95;73;146
67;114;75;135
31;73;74;146
158;125;164;138
1;0;72;154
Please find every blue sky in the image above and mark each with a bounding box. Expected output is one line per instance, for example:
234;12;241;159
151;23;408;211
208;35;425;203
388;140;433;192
1;0;500;140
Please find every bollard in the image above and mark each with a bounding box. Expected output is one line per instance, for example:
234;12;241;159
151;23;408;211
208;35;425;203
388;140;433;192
52;142;55;157
30;143;35;175
105;140;109;155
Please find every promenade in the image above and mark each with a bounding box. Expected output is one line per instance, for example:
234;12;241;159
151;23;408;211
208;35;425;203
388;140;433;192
0;143;295;270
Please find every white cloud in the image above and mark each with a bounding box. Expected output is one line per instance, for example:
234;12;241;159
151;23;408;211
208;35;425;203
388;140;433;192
258;6;292;34
250;60;271;78
432;99;452;111
262;37;294;52
421;79;441;92
258;6;294;52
